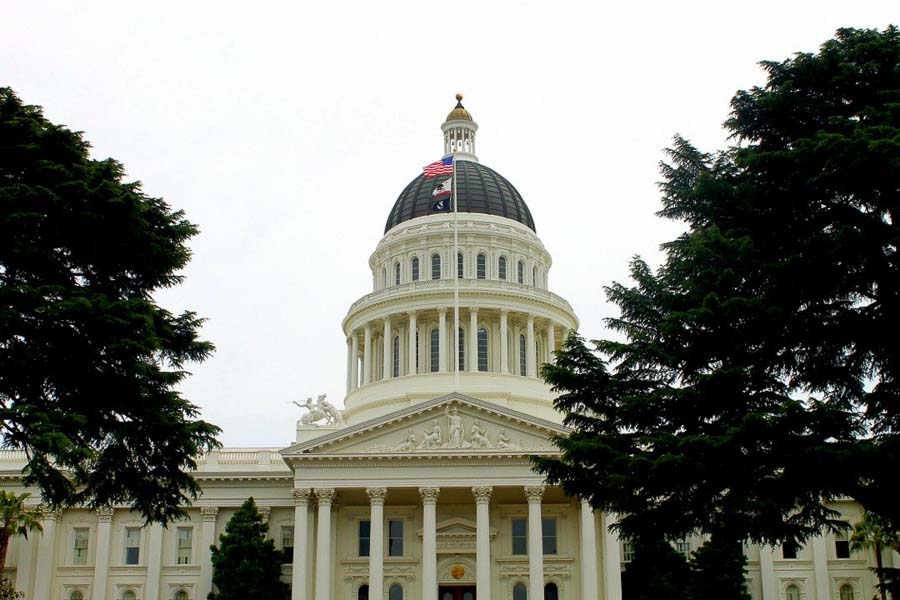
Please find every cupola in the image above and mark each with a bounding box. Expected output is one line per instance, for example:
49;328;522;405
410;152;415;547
441;94;478;162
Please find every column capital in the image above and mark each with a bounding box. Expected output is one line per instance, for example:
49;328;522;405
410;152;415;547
419;487;440;505
500;307;510;315
472;486;493;504
365;322;372;332
383;315;391;324
438;307;448;316
407;310;418;318
527;314;535;325
39;506;62;522
524;485;545;503
469;306;479;314
292;488;312;506
315;488;336;506
200;506;219;521
366;487;388;505
96;507;115;522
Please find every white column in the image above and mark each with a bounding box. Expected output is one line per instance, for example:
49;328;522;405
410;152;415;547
469;307;479;372
547;322;556;365
351;333;360;391
144;523;163;600
314;488;336;600
14;523;35;598
526;315;536;377
473;487;492;600
759;545;778;600
198;506;219;600
499;309;509;373
291;489;311;600
367;488;387;600
383;317;392;379
420;487;440;600
363;322;372;384
602;512;623;600
346;336;353;394
91;507;114;600
579;500;599;600
524;486;544;600
33;509;60;600
408;312;418;375
811;535;830;600
438;309;447;372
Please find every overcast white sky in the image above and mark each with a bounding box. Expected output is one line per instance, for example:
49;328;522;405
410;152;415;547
3;1;896;446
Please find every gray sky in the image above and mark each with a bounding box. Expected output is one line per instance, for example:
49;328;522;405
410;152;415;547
4;1;896;446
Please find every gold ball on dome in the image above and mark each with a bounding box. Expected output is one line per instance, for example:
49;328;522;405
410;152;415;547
456;93;464;102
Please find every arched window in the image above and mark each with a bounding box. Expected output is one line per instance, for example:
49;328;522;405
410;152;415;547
840;585;854;600
431;254;441;280
458;327;465;371
70;592;84;600
392;336;400;377
389;584;403;600
122;591;137;600
544;583;559;600
457;252;464;278
517;260;524;283
786;585;800;600
477;327;488;372
411;257;419;281
477;253;486;279
394;262;401;286
430;329;440;373
513;583;527;600
519;334;527;376
358;584;370;600
498;256;507;280
174;592;189;600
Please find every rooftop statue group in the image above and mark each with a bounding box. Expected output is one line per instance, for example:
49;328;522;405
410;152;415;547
293;394;344;426
392;405;520;452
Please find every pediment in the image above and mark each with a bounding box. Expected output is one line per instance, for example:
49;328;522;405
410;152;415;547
281;393;567;458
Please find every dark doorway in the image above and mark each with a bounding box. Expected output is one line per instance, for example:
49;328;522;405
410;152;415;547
439;586;476;600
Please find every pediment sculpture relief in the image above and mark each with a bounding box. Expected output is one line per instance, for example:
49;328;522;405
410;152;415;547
386;406;526;453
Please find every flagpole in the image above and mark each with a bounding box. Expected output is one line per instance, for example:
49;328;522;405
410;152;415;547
452;156;460;392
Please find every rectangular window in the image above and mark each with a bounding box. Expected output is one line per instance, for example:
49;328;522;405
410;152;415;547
622;542;635;562
782;541;798;559
388;520;404;557
359;520;371;557
835;531;851;559
124;528;141;565
457;252;464;279
281;526;294;563
542;518;557;555
176;527;192;565
512;518;527;555
73;528;89;565
676;539;691;556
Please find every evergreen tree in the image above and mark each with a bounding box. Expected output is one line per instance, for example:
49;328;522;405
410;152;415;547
535;24;900;582
620;536;691;600
208;497;288;600
0;87;220;523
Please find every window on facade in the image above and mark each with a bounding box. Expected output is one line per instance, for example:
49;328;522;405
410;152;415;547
175;591;189;600
675;538;691;556
281;526;294;563
457;252;464;278
411;257;419;281
782;541;798;559
431;254;441;280
512;518;527;555
622;542;635;562
533;266;538;286
786;585;800;600
70;591;84;600
73;528;89;565
542;518;557;555
177;527;193;565
415;330;419;371
395;262;401;286
463;593;473;600
458;328;465;371
382;268;386;289
517;260;524;283
359;520;371;557
389;584;403;600
393;336;400;377
477;254;486;279
389;520;404;556
358;585;370;600
477;328;488;372
840;584;854;600
122;590;137;600
498;256;507;280
519;335;527;376
430;329;440;373
124;528;140;565
513;583;527;600
544;583;559;600
835;531;851;559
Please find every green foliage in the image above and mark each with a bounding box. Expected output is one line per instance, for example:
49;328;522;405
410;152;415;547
687;537;751;600
0;87;220;524
0;577;24;600
535;24;900;592
208;498;288;600
0;491;42;577
621;536;691;600
851;512;900;600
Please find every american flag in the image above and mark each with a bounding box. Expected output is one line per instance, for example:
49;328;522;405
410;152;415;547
422;156;454;177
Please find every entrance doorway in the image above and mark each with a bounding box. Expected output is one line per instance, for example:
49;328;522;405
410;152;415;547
439;586;476;600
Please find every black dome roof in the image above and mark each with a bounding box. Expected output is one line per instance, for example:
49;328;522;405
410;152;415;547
384;160;535;233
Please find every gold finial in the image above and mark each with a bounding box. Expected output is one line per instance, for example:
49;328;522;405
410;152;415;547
456;93;464;103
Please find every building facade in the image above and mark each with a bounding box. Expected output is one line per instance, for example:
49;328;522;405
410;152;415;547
1;97;894;600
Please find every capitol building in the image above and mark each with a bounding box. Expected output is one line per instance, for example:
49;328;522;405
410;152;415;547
0;97;891;600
